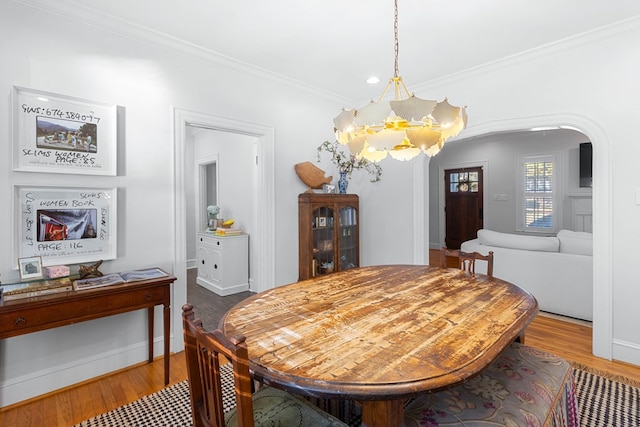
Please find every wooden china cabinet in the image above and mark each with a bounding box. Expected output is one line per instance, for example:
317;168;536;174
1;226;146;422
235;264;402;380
298;193;359;281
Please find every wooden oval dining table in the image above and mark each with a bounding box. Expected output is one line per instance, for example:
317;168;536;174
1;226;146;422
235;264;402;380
220;265;539;427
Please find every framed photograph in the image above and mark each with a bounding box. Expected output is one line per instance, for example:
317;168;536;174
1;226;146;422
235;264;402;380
318;217;327;227
12;86;117;175
18;256;44;281
15;186;117;266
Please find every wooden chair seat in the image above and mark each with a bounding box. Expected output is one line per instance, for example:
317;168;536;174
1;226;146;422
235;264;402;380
225;386;347;427
182;303;348;427
404;342;580;426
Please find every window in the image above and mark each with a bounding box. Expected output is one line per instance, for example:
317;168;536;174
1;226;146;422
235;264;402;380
449;171;479;193
517;153;558;232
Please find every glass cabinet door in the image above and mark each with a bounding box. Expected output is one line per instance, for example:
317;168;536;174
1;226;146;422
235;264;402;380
339;206;358;270
312;206;335;276
298;193;359;280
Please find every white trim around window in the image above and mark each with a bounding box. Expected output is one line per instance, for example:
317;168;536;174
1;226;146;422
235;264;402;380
516;152;561;234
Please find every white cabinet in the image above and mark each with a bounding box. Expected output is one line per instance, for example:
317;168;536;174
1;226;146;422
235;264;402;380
196;232;249;296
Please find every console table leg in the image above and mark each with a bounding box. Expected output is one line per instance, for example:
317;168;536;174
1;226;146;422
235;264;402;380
163;303;170;385
147;306;154;363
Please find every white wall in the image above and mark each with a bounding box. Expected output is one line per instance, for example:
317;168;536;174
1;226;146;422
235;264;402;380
428;129;592;246
0;1;420;406
193;130;256;236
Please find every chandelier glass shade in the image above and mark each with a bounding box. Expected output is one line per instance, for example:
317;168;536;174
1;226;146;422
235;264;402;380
333;1;467;162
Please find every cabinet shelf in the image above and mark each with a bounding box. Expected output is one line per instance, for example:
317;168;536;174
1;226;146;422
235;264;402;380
298;193;359;281
313;249;334;254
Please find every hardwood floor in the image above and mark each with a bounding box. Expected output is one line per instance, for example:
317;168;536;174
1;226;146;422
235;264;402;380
0;352;189;427
527;313;640;385
2;258;639;426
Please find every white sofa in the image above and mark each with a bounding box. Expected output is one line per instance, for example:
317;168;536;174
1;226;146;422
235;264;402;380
461;229;593;321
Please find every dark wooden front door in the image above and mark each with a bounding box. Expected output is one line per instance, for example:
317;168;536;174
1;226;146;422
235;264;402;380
444;167;484;249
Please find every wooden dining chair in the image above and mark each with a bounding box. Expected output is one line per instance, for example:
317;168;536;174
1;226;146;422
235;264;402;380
440;247;494;277
182;304;348;427
439;249;526;342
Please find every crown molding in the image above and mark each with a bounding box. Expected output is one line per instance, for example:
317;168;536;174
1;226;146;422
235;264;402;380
13;0;353;105
409;15;640;93
14;0;640;105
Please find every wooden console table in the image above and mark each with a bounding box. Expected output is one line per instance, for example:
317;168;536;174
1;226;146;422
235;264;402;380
0;271;176;385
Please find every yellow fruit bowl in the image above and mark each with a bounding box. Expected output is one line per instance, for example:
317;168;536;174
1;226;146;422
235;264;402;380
220;219;234;228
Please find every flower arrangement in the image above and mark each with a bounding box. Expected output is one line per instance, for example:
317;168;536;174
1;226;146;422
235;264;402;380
316;140;382;183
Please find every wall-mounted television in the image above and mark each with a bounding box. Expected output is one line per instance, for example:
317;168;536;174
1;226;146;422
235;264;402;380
579;142;592;188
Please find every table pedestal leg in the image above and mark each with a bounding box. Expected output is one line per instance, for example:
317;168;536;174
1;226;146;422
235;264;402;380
360;399;404;427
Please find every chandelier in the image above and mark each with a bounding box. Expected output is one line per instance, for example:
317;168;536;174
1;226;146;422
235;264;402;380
333;0;467;161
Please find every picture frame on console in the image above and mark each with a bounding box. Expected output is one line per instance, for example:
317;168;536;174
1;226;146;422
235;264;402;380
15;186;118;267
18;256;43;281
12;86;117;176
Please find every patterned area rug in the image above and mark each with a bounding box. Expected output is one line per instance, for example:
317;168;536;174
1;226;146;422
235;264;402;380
75;366;639;427
74;364;234;427
573;368;640;426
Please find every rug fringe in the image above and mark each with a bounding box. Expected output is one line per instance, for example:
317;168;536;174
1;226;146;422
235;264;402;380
570;360;640;389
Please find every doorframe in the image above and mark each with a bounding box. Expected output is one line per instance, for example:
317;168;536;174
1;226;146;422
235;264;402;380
437;160;489;249
451;114;611;361
173;108;275;353
197;154;219;234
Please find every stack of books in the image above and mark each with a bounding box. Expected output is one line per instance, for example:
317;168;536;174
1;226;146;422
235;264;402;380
214;227;242;236
1;277;73;301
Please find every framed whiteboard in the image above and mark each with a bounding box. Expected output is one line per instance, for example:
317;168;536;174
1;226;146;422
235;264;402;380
15;186;117;266
12;86;117;175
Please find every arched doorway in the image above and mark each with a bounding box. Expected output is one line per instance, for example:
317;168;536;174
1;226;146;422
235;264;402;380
427;114;612;360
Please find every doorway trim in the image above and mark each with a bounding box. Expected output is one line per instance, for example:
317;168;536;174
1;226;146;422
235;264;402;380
197;154;219;234
173;108;275;352
451;114;611;360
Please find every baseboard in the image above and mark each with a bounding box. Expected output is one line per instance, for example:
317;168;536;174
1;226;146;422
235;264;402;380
0;335;174;407
612;338;640;366
196;277;249;296
538;311;592;326
429;242;442;250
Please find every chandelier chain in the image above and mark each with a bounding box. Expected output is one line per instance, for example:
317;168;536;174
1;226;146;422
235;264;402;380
394;0;399;77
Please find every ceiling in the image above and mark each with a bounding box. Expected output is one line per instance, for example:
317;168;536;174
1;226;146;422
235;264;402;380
22;0;640;103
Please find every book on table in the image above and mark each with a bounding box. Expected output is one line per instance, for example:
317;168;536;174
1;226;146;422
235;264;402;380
73;268;168;291
1;277;73;301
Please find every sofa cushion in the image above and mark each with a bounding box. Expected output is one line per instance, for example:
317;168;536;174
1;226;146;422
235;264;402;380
477;229;560;252
557;229;593;256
